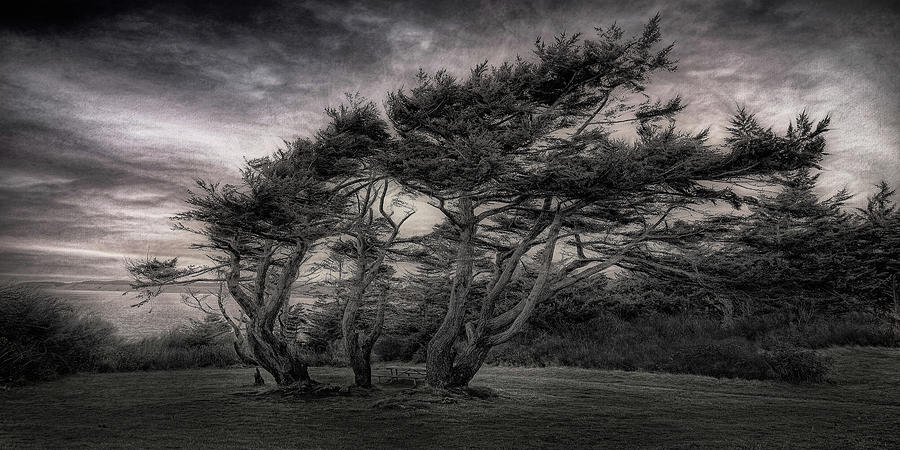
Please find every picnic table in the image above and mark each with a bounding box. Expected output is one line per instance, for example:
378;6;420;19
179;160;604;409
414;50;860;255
373;366;426;386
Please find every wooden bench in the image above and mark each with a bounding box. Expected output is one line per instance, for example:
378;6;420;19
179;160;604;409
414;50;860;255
373;367;426;387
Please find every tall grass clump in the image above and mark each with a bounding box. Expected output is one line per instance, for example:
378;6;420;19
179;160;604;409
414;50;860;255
0;285;117;383
98;314;240;372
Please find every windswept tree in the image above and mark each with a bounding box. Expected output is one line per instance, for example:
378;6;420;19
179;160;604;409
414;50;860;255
625;167;899;327
614;136;847;320
383;16;830;388
845;182;900;322
330;180;414;387
128;98;391;386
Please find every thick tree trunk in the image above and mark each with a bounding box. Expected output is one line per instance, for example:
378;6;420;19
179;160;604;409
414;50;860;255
351;349;373;388
426;198;476;388
445;342;491;388
247;325;311;385
225;322;258;367
343;296;384;387
430;211;563;389
342;287;375;387
345;334;375;388
341;289;385;388
221;244;312;386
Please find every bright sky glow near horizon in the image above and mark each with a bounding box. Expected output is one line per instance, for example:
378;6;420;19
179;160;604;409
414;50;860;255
0;0;897;281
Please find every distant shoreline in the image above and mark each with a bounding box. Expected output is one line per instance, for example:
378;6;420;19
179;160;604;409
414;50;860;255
17;280;331;296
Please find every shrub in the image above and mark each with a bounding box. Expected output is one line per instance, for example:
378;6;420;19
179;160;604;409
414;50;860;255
792;317;896;348
375;333;430;362
0;285;117;383
661;338;771;380
168;314;231;348
486;313;836;383
730;312;898;349
529;281;607;332
294;339;346;367
488;314;706;371
763;346;832;383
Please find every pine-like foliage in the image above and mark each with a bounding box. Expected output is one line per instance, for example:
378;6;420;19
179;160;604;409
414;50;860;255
635;171;899;318
126;97;392;385
843;183;900;313
381;15;833;388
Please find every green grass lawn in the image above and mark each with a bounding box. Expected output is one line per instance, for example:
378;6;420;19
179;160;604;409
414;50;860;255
1;347;898;449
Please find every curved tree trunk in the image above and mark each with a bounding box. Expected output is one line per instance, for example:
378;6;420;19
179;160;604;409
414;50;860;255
212;281;259;367
428;209;563;389
222;243;313;386
446;343;491;388
232;340;257;366
247;325;311;385
426;198;476;388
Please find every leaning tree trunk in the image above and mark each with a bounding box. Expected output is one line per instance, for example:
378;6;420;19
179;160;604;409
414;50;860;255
232;339;258;367
224;242;313;386
428;211;563;389
426;199;477;388
445;342;491;388
213;284;258;367
246;324;311;385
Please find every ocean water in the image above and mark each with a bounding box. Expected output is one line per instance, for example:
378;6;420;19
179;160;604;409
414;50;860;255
48;290;206;340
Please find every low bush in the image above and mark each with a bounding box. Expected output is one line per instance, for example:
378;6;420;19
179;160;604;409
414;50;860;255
791;317;896;348
661;338;772;380
295;339;347;367
0;285;117;383
487;313;836;383
763;346;832;383
374;333;430;363
731;313;897;349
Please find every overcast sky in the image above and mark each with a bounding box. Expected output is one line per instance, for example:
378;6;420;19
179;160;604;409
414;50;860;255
0;0;897;281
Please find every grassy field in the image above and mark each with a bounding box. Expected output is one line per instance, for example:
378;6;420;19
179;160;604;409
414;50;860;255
1;347;898;449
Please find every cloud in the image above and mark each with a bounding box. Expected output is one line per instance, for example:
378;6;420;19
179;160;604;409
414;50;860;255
0;0;897;280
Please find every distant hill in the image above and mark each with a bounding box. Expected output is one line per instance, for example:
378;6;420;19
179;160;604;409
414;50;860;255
18;280;133;292
17;279;333;296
